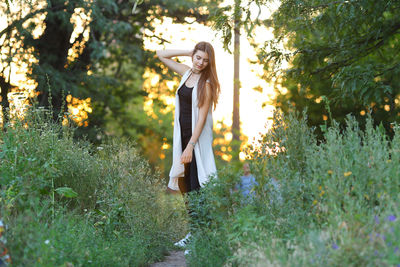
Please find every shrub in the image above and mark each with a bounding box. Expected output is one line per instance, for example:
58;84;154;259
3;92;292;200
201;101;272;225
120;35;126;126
187;110;400;266
0;108;186;266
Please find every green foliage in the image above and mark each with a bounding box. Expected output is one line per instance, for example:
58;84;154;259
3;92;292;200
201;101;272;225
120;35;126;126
210;0;400;136
265;0;400;135
0;108;186;266
186;170;240;266
55;187;78;198
7;208;168;267
0;110;101;210
186;110;400;266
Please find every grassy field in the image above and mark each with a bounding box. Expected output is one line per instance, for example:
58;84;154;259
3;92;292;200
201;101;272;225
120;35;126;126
0;109;187;266
1;108;399;266
187;111;400;267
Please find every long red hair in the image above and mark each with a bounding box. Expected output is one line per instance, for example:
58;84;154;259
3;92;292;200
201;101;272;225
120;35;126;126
193;42;220;110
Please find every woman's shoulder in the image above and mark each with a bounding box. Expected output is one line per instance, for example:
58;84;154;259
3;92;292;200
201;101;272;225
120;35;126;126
182;66;192;76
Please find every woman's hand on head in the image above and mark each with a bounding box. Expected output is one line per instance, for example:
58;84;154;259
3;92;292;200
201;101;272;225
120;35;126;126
156;49;192;76
180;145;194;164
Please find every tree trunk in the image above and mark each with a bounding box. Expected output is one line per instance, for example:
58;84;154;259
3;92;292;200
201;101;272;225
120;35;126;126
0;76;10;126
232;0;241;145
35;0;74;113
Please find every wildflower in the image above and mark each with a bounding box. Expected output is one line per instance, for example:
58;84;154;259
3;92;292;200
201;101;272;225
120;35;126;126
319;190;325;197
374;215;380;224
332;243;339;250
386;215;396;222
44;240;50;245
327;170;333;175
343;171;352;177
312;199;318;205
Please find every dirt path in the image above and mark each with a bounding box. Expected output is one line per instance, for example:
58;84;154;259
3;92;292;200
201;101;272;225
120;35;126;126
150;251;187;267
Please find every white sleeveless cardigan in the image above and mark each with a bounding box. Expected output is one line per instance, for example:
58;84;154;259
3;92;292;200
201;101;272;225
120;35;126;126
168;69;217;191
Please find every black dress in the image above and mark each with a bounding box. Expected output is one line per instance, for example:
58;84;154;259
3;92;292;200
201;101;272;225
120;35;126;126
178;83;200;193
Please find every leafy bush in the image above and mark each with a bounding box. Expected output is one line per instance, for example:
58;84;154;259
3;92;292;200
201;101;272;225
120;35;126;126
187;110;400;266
0;108;186;266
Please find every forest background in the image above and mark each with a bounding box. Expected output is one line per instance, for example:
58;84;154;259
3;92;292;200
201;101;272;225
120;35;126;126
1;0;400;177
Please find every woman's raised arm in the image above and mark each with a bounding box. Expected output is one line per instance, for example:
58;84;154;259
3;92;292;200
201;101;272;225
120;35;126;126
156;49;192;76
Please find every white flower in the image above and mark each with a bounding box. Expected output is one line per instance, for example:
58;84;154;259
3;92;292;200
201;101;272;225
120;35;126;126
44;240;50;245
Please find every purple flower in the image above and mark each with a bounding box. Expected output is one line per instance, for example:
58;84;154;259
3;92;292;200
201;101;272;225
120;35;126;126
394;247;399;254
374;215;380;224
332;243;339;250
386;215;397;222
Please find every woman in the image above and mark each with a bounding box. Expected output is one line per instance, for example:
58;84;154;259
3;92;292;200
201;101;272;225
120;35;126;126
156;41;220;249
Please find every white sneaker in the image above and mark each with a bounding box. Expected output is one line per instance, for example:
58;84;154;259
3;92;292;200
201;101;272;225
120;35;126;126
174;232;191;248
184;249;190;256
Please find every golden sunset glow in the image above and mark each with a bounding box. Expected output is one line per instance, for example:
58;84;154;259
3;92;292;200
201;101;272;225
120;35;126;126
142;68;178;119
1;1;93;126
67;7;92;64
0;0;41;124
63;95;92;127
7;92;29;120
0;0;45;92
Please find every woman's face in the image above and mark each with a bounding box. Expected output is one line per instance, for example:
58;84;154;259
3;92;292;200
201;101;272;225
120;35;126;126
192;50;209;72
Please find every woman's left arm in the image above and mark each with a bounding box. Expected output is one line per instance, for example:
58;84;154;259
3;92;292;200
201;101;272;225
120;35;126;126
180;82;212;164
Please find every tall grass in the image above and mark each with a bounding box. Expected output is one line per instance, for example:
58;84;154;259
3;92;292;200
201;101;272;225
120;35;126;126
0;108;186;266
187;111;400;267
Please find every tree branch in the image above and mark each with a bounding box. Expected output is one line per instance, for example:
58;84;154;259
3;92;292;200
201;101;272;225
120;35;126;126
300;0;353;11
301;21;400;75
375;62;400;77
143;31;171;44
